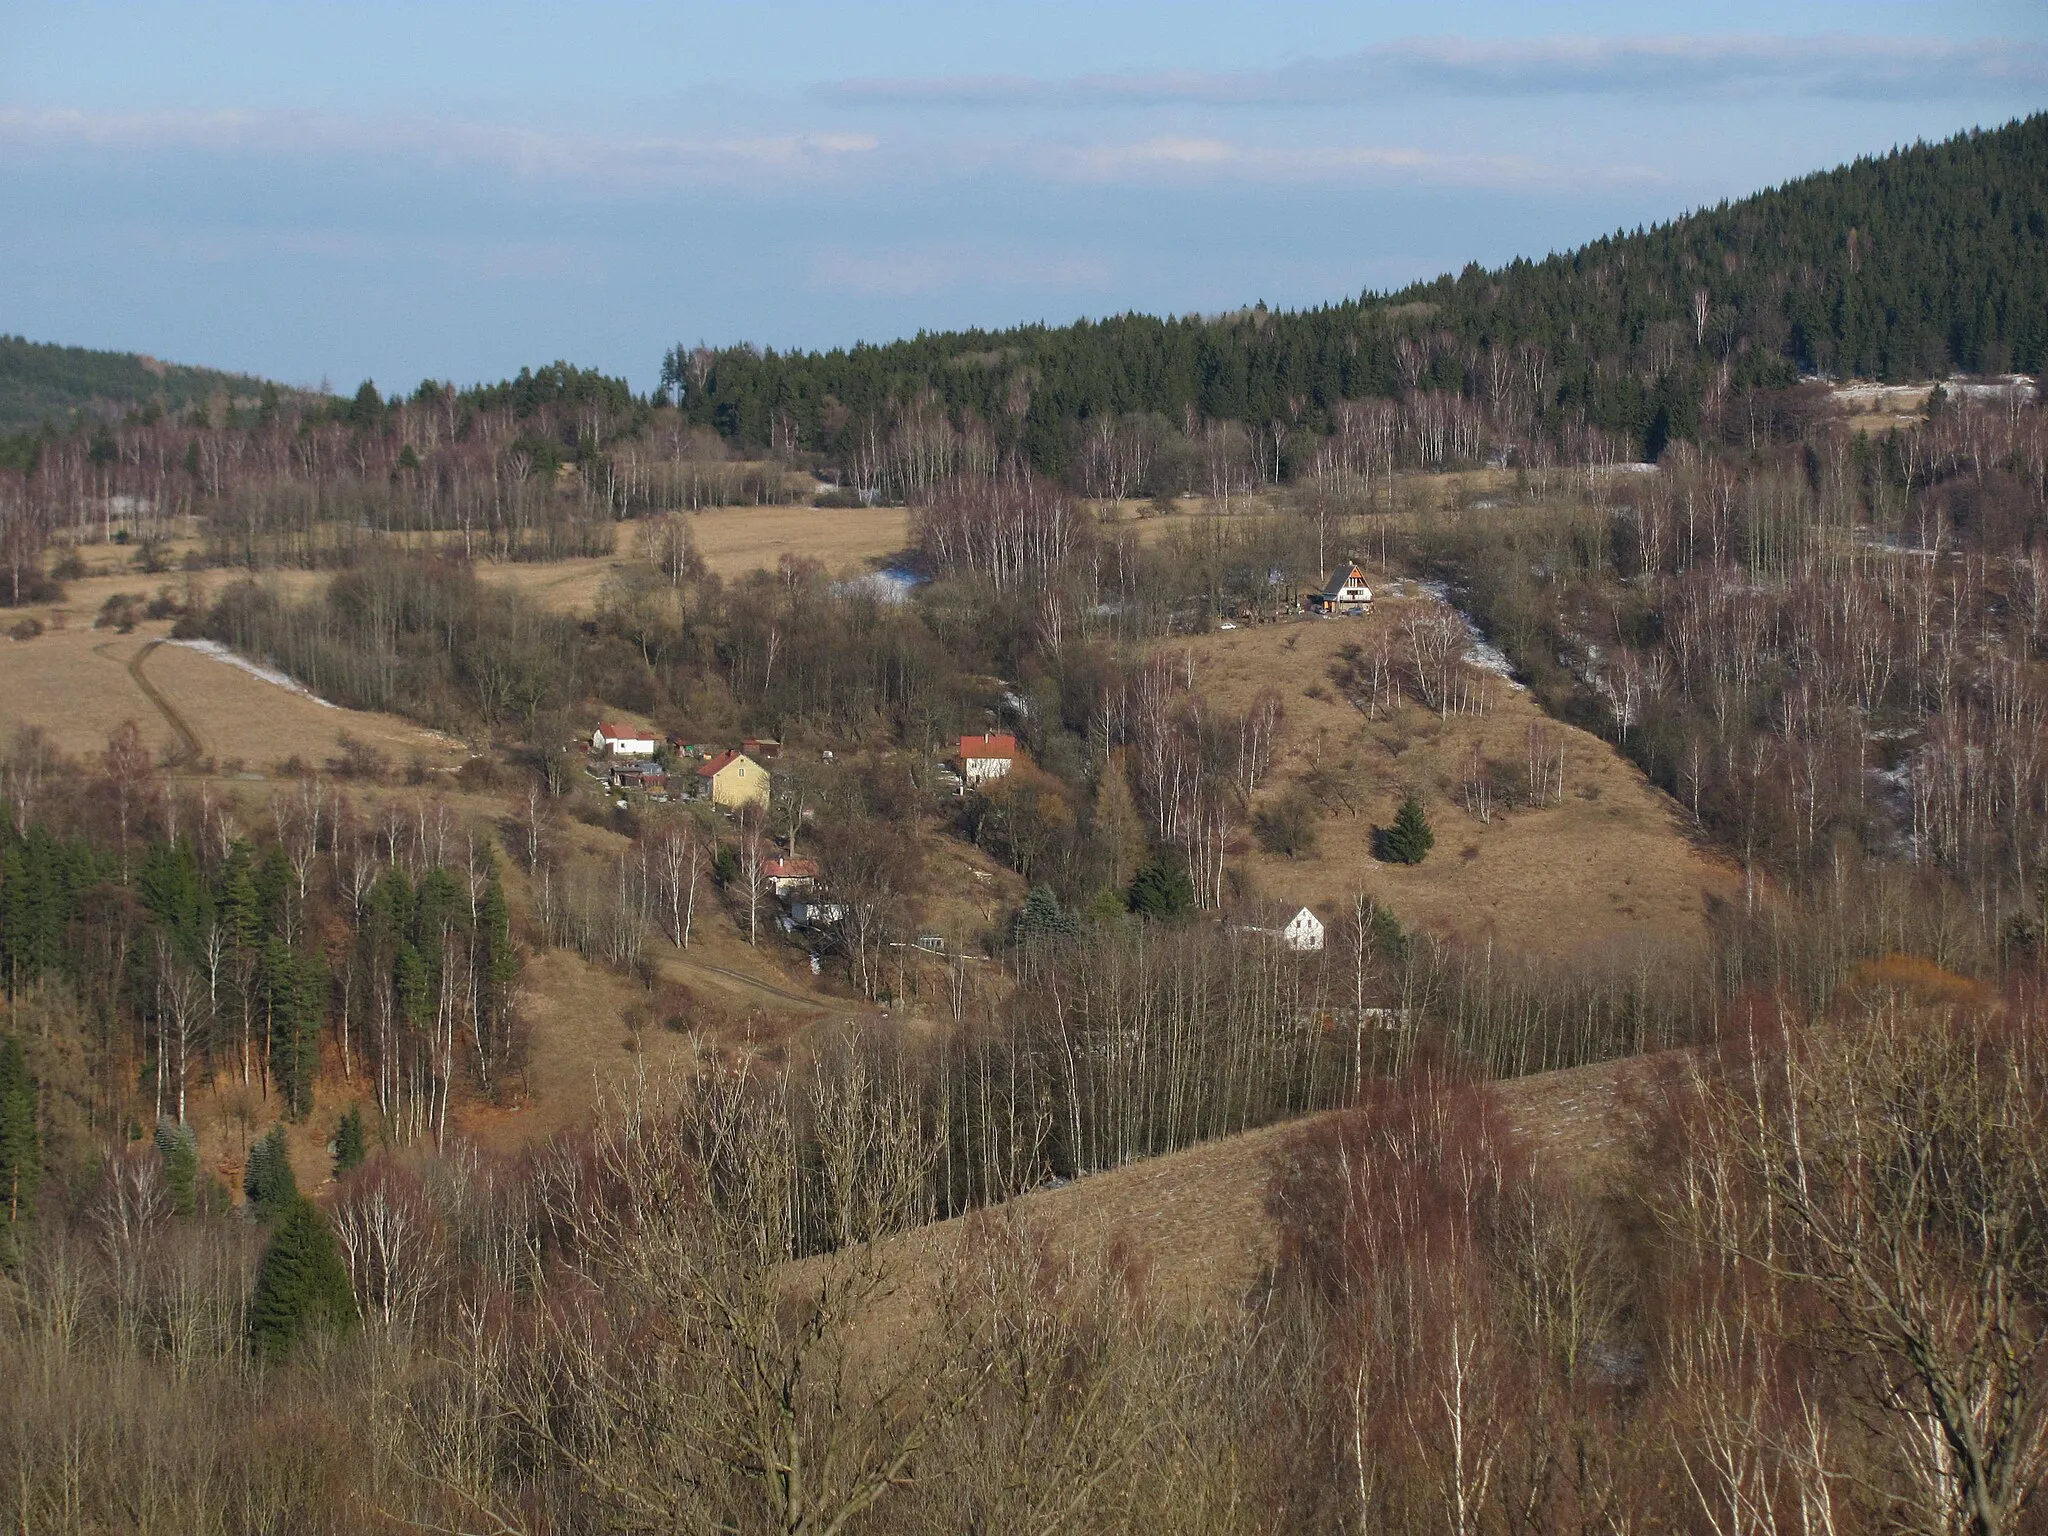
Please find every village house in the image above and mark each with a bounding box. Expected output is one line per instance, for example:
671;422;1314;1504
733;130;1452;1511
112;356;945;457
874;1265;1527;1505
1282;907;1325;952
958;732;1019;787
764;857;819;897
696;749;770;811
742;737;783;761
1306;562;1373;616
592;722;658;757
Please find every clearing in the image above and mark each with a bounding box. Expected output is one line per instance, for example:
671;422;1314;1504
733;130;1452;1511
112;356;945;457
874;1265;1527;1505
1159;587;1737;960
475;502;913;615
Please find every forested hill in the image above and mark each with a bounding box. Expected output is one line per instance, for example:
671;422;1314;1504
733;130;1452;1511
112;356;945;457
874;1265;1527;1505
0;335;275;431
669;113;2048;471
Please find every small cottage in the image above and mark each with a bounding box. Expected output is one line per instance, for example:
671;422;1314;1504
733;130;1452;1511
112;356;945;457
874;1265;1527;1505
958;732;1019;786
1306;563;1373;616
764;857;819;897
696;749;770;811
593;722;658;757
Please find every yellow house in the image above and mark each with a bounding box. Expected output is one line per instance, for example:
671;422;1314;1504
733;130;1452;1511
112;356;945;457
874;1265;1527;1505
695;749;770;811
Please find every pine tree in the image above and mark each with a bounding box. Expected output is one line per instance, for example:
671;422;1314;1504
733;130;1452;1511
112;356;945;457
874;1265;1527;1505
0;1033;39;1226
1128;855;1195;919
249;1196;357;1360
1380;792;1435;866
243;1125;299;1220
332;1104;366;1176
155;1119;199;1217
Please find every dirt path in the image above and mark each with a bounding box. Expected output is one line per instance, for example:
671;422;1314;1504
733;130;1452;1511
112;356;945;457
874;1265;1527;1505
99;638;206;761
670;952;887;1026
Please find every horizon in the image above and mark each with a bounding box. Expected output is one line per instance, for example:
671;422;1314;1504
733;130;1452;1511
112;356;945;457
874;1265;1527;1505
3;1;2045;393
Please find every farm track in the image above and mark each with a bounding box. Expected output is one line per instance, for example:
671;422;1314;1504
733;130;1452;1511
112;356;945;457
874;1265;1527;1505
677;953;880;1020
98;638;206;762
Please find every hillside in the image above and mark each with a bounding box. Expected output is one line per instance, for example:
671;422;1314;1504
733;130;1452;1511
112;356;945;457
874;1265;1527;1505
676;114;2048;469
0;334;275;432
1171;588;1738;961
796;1049;1660;1367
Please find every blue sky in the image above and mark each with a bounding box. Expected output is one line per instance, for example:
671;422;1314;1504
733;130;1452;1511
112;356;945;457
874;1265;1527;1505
2;1;2043;394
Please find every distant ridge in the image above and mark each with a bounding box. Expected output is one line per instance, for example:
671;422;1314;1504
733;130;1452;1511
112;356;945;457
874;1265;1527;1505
0;335;278;431
672;113;2048;468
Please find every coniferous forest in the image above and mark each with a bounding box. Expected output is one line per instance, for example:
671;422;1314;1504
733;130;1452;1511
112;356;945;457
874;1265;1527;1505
669;114;2047;477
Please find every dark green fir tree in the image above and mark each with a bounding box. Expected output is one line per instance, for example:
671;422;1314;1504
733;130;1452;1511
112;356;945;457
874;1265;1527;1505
249;1196;357;1360
332;1104;367;1176
155;1119;199;1217
1128;856;1196;919
243;1125;299;1221
1380;792;1435;866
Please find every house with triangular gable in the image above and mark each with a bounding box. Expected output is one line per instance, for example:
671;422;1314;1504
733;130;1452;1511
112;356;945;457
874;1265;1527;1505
1306;561;1373;615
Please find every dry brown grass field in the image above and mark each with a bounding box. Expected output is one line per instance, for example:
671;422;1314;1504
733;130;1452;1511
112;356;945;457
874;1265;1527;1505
1160;588;1737;960
1089;470;1523;550
475;501;913;614
0;616;449;767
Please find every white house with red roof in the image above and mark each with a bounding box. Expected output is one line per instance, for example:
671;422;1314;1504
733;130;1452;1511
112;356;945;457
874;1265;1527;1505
592;722;658;756
958;732;1019;786
763;857;819;897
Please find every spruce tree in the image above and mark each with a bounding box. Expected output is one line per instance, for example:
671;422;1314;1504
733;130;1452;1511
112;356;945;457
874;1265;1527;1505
249;1196;357;1360
155;1119;199;1217
243;1125;299;1221
1380;792;1435;866
332;1105;366;1176
264;941;327;1122
1127;856;1195;919
0;1033;39;1227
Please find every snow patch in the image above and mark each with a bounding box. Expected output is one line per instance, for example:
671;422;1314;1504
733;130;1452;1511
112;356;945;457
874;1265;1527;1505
167;639;338;709
1402;579;1526;689
832;567;925;603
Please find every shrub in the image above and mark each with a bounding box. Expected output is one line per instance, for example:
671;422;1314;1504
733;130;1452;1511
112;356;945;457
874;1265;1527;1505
327;732;390;783
94;592;145;633
1254;790;1321;858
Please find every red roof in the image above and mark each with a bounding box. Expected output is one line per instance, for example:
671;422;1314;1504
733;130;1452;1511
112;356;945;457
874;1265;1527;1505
697;749;760;778
765;858;819;879
959;733;1017;761
597;722;650;740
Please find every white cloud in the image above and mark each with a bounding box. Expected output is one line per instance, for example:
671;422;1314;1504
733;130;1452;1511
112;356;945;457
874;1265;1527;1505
819;33;2048;108
0;108;879;188
1046;136;1659;192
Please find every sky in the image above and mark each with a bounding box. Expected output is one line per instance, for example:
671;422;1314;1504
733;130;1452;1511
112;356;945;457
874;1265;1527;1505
1;1;2044;395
